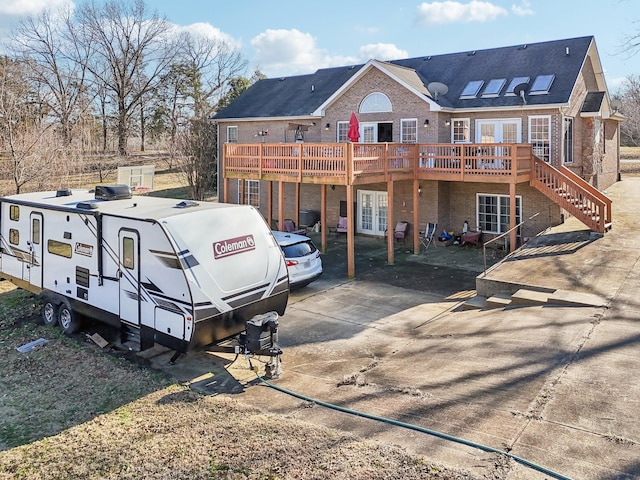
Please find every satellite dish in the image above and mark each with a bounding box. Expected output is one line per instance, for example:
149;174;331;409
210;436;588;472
513;83;528;105
611;98;622;112
427;82;449;100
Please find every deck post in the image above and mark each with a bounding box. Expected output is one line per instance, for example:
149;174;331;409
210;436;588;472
346;184;355;278
509;182;517;252
267;182;273;229
278;181;285;231
387;179;395;265
413;178;420;255
320;184;327;253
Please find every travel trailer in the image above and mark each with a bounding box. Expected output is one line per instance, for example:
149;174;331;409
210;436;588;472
0;185;289;358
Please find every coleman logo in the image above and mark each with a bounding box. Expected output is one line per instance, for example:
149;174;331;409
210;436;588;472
213;234;255;259
75;242;94;257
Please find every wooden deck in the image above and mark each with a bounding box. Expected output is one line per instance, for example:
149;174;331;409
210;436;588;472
223;142;534;185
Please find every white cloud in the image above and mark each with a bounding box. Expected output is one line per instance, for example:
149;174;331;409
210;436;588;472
511;0;534;16
357;43;409;62
251;28;358;76
0;0;72;15
415;1;508;25
173;22;241;50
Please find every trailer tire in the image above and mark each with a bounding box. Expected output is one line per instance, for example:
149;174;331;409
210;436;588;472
58;302;81;334
41;300;59;327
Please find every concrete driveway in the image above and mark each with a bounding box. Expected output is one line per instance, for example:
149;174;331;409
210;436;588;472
147;177;640;480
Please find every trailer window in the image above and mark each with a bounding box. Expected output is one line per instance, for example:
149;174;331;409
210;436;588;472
9;205;19;221
122;237;134;269
32;218;40;244
9;229;19;245
48;239;72;258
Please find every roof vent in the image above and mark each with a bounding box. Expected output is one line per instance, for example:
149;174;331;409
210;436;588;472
565;47;570;55
77;201;99;210
518;44;528;50
467;51;476;56
175;200;199;208
94;184;132;201
56;189;72;197
311;84;315;92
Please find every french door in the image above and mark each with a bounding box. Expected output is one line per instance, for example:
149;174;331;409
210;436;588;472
358;190;388;236
476;119;521;144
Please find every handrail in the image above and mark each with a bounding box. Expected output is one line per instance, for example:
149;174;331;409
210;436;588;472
482;213;539;276
559;165;612;225
530;157;608;233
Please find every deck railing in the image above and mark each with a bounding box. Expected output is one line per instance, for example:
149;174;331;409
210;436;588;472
223;142;534;184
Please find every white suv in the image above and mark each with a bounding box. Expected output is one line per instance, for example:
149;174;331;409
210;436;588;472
272;231;323;290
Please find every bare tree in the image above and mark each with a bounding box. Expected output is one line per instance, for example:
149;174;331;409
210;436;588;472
10;5;90;148
0;57;58;193
76;0;177;155
617;75;640;146
170;32;247;198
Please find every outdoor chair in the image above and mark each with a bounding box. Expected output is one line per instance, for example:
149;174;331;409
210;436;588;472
335;216;348;235
420;222;437;251
385;221;409;244
283;219;306;235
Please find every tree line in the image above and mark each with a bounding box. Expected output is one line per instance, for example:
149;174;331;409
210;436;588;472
0;0;259;199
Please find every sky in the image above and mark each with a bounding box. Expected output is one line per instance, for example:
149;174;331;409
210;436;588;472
1;0;639;91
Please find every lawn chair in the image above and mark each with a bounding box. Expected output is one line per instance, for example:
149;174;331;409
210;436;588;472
420;222;437;251
385;221;409;244
283;219;306;235
335;216;348;235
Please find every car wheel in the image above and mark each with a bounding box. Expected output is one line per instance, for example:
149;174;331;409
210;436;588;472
41;300;59;327
58;302;81;334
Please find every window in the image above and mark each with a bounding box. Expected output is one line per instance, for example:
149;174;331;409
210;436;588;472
237;179;259;207
48;239;72;258
9;205;19;221
477;194;522;234
482;79;506;97
401;119;417;143
122;237;134;269
337;121;349;142
360;92;392;113
32;217;40;244
460;80;484;98
529;116;551;162
505;77;530;95
9;229;19;245
452;119;470;143
227;126;238;143
563;117;574;164
530;75;555;95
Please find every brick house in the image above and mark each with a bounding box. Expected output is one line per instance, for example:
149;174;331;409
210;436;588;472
213;36;619;277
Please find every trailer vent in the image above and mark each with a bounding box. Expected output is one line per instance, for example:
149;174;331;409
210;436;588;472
56;189;72;197
175;200;199;208
77;201;99;210
94;184;132;201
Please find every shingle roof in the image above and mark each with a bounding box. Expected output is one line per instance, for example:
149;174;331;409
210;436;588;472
214;36;594;120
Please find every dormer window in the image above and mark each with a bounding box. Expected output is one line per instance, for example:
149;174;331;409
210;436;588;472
505;77;530;96
530;74;555;95
482;79;506;97
460;80;484;99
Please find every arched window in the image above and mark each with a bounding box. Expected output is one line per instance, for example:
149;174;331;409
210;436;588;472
360;92;392;113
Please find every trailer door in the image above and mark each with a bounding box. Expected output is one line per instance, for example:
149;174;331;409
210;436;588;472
26;212;43;287
119;230;140;326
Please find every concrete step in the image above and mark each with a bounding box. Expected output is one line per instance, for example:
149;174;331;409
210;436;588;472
548;289;608;308
462;295;486;310
510;288;550;306
485;292;512;309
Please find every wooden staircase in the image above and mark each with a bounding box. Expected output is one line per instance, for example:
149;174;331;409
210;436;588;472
530;157;612;233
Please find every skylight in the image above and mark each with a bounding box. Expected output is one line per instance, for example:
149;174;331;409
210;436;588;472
482;79;506;97
460;80;484;99
505;77;530;96
530;74;555;95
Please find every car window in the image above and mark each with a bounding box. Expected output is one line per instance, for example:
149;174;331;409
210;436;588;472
281;240;317;258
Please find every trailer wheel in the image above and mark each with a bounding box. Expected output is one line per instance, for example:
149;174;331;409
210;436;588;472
58;302;81;334
41;300;59;327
